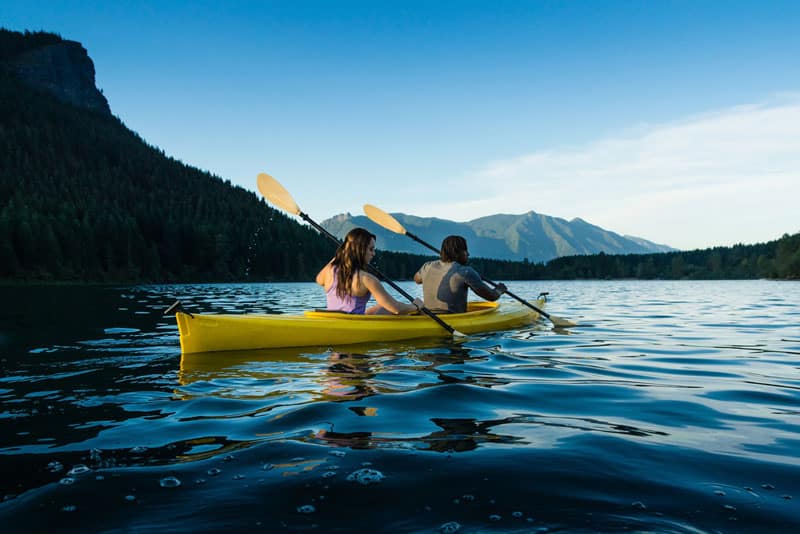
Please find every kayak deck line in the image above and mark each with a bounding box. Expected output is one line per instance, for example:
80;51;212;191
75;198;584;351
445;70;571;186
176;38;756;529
175;297;546;354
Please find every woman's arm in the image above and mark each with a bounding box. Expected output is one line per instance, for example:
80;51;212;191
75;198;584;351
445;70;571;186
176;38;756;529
361;272;421;315
315;260;334;288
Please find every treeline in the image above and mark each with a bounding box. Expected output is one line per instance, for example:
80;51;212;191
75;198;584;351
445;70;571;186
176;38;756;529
2;29;798;284
373;233;799;281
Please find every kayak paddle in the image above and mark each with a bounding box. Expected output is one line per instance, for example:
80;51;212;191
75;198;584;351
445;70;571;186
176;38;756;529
363;203;577;328
256;173;466;337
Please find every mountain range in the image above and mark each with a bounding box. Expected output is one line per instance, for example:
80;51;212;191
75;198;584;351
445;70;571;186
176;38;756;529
321;211;676;263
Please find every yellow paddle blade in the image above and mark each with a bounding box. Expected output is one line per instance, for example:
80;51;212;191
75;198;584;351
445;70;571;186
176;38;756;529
257;173;301;215
363;204;407;235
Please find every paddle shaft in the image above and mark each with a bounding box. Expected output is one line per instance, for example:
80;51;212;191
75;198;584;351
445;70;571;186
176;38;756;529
402;230;557;321
296;211;458;335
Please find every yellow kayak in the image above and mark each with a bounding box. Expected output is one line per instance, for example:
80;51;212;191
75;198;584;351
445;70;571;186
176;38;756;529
175;299;544;354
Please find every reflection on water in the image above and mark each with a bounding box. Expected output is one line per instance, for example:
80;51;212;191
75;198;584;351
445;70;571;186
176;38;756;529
1;281;799;532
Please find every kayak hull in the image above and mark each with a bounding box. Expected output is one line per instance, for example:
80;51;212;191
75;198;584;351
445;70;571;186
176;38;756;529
176;300;543;354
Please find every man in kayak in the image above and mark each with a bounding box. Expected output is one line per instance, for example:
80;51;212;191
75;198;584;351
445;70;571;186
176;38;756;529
316;227;423;315
414;235;506;313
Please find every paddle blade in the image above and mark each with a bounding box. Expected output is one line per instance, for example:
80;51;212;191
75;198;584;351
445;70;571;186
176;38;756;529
549;315;577;328
363;204;407;235
257;173;301;215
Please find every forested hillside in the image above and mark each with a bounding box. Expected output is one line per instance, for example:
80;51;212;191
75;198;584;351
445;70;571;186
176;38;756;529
1;30;332;282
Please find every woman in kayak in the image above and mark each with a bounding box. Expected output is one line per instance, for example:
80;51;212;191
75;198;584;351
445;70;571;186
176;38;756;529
414;235;506;313
316;227;423;315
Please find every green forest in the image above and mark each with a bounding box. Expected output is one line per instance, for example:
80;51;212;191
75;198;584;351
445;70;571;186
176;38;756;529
2;29;799;284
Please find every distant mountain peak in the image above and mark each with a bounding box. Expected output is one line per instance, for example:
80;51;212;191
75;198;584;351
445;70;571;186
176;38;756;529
322;211;677;262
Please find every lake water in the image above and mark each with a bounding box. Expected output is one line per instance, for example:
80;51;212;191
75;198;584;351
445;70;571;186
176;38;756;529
0;280;798;532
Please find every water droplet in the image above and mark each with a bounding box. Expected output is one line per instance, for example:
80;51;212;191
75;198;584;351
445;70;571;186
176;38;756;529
489;514;502;522
329;450;346;458
512;511;523;518
159;476;181;488
439;521;461;533
233;474;245;480
346;468;385;485
208;468;221;476
59;477;75;486
322;471;336;478
724;504;736;511
47;461;63;473
297;504;316;514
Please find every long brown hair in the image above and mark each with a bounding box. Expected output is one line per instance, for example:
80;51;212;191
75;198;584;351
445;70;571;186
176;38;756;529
440;235;468;264
332;228;376;298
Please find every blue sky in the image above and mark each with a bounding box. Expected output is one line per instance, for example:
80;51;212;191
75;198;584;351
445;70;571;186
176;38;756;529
4;1;799;250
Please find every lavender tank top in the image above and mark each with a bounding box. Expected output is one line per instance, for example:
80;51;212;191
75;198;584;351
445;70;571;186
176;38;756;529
326;269;371;314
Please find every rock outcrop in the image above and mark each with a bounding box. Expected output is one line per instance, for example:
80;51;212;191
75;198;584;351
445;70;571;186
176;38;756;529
3;34;110;115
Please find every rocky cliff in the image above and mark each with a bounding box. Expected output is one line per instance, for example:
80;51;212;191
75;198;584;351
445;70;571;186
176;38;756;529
1;29;110;115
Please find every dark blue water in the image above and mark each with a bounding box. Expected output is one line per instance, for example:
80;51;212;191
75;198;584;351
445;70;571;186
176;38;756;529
1;281;798;532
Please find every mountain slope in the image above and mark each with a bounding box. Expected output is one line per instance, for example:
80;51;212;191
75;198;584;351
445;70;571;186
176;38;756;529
322;211;675;262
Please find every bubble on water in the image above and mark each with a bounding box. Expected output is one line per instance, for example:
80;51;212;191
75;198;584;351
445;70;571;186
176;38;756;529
68;464;90;475
233;474;245;480
783;495;793;500
59;477;75;486
439;521;461;533
329;450;346;457
47;461;63;473
89;449;102;463
195;478;206;485
723;504;736;511
125;495;136;502
631;501;647;509
208;468;221;476
512;511;523;518
262;463;274;471
346;468;385;485
461;494;475;502
223;455;235;462
715;490;726;496
159;476;181;488
96;475;104;481
361;461;372;467
297;504;316;514
61;505;77;512
489;514;502;522
322;471;336;479
762;483;775;490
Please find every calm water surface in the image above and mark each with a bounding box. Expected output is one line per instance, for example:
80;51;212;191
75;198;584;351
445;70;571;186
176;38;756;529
0;280;798;532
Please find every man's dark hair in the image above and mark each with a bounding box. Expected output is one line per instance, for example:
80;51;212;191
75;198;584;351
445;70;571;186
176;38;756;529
440;235;467;263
